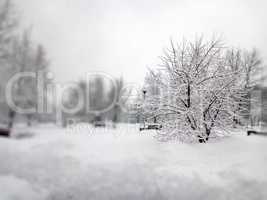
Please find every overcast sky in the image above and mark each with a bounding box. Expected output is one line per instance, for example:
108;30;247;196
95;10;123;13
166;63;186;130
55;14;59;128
14;0;267;85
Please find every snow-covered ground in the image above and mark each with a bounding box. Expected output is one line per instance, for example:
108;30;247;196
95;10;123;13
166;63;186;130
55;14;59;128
0;124;267;200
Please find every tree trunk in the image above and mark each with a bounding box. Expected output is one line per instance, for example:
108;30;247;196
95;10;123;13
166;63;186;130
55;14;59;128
8;109;16;130
205;128;211;141
187;84;191;108
27;115;32;127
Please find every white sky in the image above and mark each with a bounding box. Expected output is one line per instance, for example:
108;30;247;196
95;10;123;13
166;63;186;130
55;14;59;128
14;0;267;85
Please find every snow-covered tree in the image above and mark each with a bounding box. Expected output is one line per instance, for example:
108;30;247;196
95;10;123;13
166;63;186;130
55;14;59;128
144;37;259;142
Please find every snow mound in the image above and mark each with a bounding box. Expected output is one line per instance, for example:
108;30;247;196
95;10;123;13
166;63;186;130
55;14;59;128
0;124;267;199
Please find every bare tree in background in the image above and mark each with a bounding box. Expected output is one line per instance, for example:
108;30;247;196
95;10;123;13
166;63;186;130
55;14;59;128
143;70;162;123
108;77;128;127
242;49;263;125
0;0;50;129
0;0;18;129
225;48;263;126
6;30;50;127
65;76;131;126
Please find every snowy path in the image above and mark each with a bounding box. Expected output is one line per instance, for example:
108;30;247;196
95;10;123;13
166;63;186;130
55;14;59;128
0;125;267;200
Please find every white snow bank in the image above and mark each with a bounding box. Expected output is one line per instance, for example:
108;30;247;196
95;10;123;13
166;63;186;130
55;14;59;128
0;124;267;200
0;175;47;200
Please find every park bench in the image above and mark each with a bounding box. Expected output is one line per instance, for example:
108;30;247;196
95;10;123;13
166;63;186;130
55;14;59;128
247;125;267;136
247;130;267;136
140;123;162;131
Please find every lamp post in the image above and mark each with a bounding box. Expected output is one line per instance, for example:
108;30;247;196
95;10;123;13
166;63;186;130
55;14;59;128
142;89;147;100
142;89;147;125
